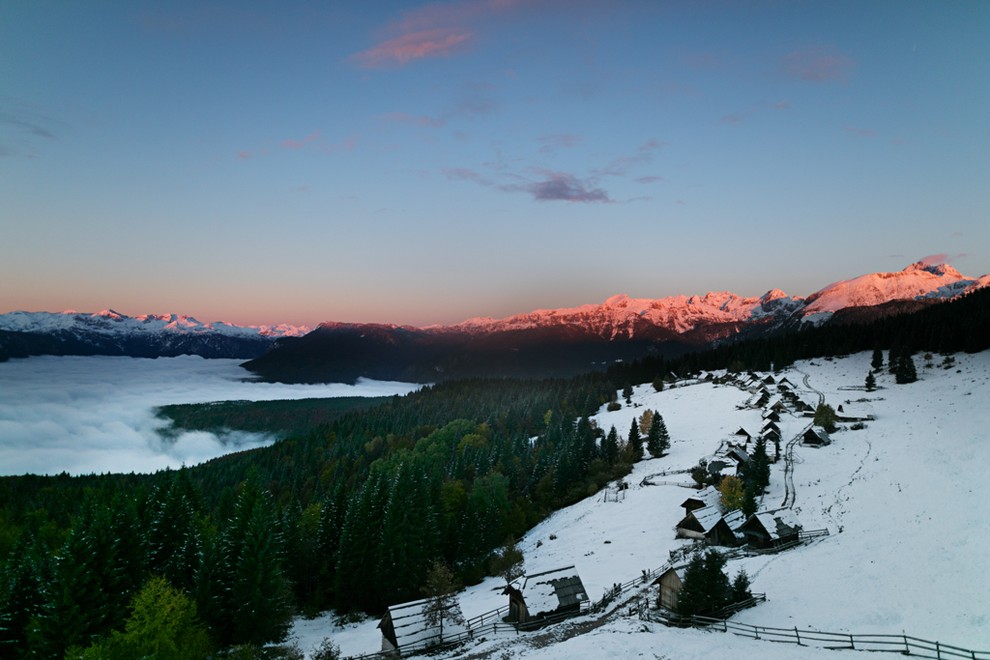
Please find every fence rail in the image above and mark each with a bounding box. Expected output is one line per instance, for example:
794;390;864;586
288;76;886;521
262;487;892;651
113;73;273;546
663;614;990;660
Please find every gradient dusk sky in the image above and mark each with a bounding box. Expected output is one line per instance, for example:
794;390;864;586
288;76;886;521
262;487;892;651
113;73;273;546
2;1;988;328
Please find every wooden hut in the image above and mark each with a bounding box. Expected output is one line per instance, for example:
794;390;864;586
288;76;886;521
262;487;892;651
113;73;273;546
733;427;752;440
679;486;721;515
504;566;589;627
738;510;802;549
675;506;741;547
653;566;686;611
378;596;467;654
802;426;831;447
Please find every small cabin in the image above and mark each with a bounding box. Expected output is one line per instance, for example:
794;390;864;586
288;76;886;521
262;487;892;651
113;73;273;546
679;485;721;515
761;420;780;435
504;566;589;628
378;596;467;654
762;409;781;423
653;566;686;611
777;377;795;388
675;506;741;547
802;426;831;447
727;447;751;472
733;427;752;440
738;510;802;549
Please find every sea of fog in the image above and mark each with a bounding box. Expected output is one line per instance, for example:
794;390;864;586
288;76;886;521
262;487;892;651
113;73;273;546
0;355;422;476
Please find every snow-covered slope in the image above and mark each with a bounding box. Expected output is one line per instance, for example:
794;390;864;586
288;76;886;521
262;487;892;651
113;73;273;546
290;350;990;658
801;262;984;320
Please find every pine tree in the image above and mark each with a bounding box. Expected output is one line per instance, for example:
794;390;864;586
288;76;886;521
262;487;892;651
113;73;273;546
895;354;918;384
731;570;752;604
749;435;771;494
622;383;634;403
601;426;619;465
676;549;730;617
871;348;884;371
626;419;643;462
208;476;294;648
865;371;877;391
0;533;45;654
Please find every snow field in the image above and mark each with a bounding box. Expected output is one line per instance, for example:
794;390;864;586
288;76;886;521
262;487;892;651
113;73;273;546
289;350;990;657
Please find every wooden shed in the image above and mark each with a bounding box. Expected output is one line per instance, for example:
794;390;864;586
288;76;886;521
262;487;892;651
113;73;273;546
679;485;721;515
802;426;831;447
738;510;802;549
504;566;589;627
675;505;741;547
653;566;686;611
378;595;467;654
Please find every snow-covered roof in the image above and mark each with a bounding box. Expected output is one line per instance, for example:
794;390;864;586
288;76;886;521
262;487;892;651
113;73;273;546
521;566;588;616
680;485;721;510
379;596;467;651
745;510;803;541
722;509;746;532
803;426;831;445
689;505;726;534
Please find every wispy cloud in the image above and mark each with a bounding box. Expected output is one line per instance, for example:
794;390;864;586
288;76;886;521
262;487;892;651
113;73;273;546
538;133;583;154
782;46;854;83
353;29;473;68
0;100;64;158
596;139;664;177
351;0;534;68
281;130;321;150
507;169;610;203
844;126;876;138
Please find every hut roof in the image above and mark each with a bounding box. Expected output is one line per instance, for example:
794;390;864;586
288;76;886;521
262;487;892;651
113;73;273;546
521;566;588;616
734;427;752;438
742;510;803;542
727;447;751;465
680;486;721;511
379;596;467;651
803;426;831;446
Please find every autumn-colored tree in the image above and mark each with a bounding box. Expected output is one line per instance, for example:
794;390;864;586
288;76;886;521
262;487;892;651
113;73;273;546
717;476;746;512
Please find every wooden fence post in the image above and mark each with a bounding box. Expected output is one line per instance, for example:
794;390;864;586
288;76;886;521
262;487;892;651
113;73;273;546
849;634;854;649
794;626;801;645
936;640;941;659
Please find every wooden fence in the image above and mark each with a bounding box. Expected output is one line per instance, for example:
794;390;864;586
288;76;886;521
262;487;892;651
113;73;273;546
661;614;990;660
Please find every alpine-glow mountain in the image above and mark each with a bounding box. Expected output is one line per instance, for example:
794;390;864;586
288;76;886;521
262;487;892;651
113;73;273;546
3;261;987;376
243;261;990;383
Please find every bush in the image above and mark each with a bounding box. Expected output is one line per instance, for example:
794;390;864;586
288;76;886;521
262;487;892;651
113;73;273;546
311;638;342;660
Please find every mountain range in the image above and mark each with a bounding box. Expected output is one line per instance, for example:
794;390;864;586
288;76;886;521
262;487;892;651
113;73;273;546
2;261;987;379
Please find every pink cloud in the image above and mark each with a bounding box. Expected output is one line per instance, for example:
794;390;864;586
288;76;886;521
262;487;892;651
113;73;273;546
383;112;447;127
844;126;876;138
773;100;791;110
351;0;537;68
538;133;583;154
782;46;854;83
281;131;321;150
353;28;473;68
919;253;950;266
236;151;252;160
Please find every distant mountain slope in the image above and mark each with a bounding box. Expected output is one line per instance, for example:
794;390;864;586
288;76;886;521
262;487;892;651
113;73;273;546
244;261;988;383
4;261;987;372
0;310;309;361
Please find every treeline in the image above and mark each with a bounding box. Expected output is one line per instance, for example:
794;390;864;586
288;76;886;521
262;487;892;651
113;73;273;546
157;396;392;438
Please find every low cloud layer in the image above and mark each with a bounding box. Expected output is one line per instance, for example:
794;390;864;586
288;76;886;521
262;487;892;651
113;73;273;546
0;355;420;476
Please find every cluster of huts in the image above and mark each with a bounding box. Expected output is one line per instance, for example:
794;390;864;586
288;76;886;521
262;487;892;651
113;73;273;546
674;485;804;550
377;566;589;655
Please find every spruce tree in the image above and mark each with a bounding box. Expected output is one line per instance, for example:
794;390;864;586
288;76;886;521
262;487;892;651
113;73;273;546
895;354;918;384
865;371;877;391
602;426;619;465
626;419;643;461
871;348;884;371
0;533;45;654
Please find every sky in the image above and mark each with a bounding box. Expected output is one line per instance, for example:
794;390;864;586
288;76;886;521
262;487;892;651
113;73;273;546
2;0;989;328
0;355;420;475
